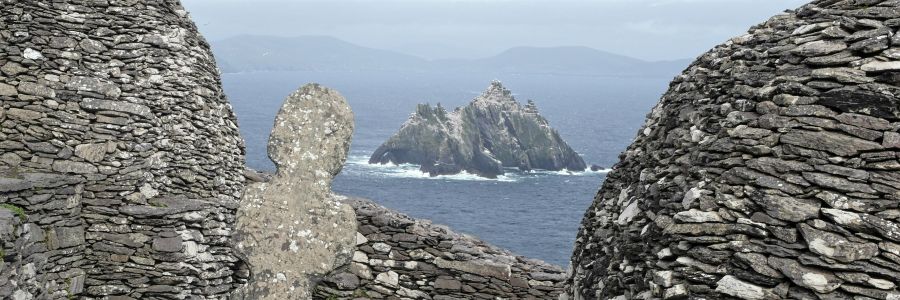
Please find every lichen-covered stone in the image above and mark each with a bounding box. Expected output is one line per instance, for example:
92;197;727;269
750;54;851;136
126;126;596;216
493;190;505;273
768;257;842;294
715;275;777;300
800;223;879;263
566;1;900;299
233;84;357;299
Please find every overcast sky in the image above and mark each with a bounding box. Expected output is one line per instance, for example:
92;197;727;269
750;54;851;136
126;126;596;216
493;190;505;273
181;0;807;61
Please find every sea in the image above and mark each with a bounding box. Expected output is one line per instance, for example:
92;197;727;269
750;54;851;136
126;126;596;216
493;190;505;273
221;70;674;267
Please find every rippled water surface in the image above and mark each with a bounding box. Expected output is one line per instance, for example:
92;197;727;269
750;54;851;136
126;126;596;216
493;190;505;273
222;70;671;266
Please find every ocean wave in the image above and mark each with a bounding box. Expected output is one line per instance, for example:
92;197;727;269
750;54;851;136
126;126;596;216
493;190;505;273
345;155;517;182
343;154;606;181
523;168;612;176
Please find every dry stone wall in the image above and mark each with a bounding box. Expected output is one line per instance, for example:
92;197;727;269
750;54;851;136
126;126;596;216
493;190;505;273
0;1;246;299
315;197;566;300
567;1;900;299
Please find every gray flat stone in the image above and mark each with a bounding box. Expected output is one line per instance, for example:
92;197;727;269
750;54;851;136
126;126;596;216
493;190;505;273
0;177;33;192
755;194;820;222
793;40;847;57
328;273;360;290
653;271;674;287
91;232;148;248
0;62;27;76
746;157;813;175
884;132;900;149
79;38;107;54
673;209;723;223
861;61;900;72
799;224;878;263
734;253;783;278
435;258;511;281
814;165;869;181
146;285;179;294
840;284;900;299
781;130;883;156
0;82;17;96
664;223;766;237
67;76;122;98
375;271;399;287
616;200;641;225
52;160;98;174
0;209;18;238
11;290;33;300
22;48;43;60
49;226;85;249
663;284;688;300
768;256;842;293
811;68;873;83
835;113;892;130
861;215;900;243
17;82;55;98
80;98;151;116
803;172;877;194
6;108;42;121
21;173;80;188
434;277;462;290
152;236;183;252
715;275;777;300
75;143;107;163
821;209;865;230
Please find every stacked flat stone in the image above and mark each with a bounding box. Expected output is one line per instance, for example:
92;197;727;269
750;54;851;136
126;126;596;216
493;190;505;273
0;1;246;299
566;1;900;299
315;197;566;300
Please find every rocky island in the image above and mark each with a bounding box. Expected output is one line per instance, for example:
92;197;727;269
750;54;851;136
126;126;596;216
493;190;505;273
369;81;587;178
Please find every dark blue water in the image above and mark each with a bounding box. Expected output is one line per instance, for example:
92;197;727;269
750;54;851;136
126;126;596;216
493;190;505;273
221;70;672;266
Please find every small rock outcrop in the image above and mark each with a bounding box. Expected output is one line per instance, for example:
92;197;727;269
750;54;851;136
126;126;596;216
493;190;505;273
1;1;246;299
315;197;566;299
369;81;586;178
232;84;357;299
567;1;900;300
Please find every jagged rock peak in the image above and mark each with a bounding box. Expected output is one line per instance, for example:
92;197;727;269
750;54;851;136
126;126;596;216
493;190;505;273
475;80;517;104
370;81;587;178
567;1;900;300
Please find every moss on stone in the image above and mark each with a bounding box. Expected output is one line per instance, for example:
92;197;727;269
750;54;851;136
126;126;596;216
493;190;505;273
0;204;26;221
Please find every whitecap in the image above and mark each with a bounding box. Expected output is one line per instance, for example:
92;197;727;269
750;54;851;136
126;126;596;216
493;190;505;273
522;168;611;176
344;155;518;182
343;154;608;181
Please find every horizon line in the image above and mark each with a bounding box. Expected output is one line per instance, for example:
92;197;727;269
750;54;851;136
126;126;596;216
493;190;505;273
211;33;693;63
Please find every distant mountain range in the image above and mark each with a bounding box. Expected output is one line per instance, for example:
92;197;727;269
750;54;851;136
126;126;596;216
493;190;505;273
210;35;691;77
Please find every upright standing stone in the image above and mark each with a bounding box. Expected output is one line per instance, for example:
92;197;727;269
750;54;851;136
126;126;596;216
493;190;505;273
233;84;357;299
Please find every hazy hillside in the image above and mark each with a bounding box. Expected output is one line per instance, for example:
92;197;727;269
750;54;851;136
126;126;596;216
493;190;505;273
435;46;690;76
211;35;690;76
212;35;427;73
